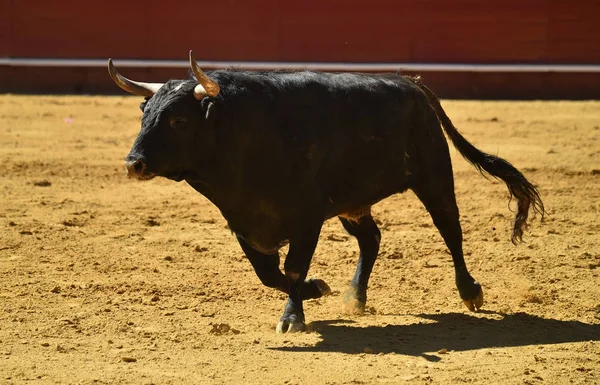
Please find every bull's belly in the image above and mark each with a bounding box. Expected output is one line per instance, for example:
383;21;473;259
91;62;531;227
239;232;289;255
207;160;409;254
321;167;409;220
227;182;405;255
324;188;404;221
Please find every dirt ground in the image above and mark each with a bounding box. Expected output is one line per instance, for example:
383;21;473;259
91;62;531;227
1;94;599;385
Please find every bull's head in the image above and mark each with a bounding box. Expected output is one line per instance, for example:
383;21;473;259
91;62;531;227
108;51;220;182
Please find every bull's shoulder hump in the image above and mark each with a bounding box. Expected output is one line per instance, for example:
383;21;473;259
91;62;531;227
209;69;412;88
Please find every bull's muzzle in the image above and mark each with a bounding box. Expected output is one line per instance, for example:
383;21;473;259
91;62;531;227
125;159;151;180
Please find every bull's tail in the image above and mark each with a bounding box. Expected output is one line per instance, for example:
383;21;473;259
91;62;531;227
409;76;545;244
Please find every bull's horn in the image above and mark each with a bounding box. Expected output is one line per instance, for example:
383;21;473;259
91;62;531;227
108;59;164;97
189;50;220;100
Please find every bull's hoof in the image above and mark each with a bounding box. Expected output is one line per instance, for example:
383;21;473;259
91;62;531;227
343;287;366;315
312;278;332;296
343;297;366;315
456;272;484;312
462;287;484;312
276;317;306;334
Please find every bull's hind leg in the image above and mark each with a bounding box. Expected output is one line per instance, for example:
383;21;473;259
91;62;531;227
411;172;484;312
339;209;381;315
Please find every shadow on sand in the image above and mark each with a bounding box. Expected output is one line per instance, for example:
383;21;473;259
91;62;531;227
272;311;600;360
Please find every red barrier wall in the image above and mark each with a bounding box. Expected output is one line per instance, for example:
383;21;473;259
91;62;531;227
1;0;599;98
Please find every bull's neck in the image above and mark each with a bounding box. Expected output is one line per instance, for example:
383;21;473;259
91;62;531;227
184;121;251;220
184;167;242;220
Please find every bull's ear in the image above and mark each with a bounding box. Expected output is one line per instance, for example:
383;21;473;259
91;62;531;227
139;97;150;112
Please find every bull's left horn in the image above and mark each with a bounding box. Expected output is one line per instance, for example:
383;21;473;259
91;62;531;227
189;50;220;100
108;59;164;97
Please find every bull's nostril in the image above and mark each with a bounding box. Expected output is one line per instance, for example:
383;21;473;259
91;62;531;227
126;159;147;177
133;160;145;174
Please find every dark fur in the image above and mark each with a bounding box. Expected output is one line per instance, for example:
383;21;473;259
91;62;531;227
125;69;545;330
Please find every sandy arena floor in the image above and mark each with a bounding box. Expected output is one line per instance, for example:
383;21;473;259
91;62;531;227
1;95;599;384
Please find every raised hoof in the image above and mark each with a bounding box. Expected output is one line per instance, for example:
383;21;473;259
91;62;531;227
276;319;306;334
462;288;484;312
302;278;332;300
312;278;332;297
343;287;366;315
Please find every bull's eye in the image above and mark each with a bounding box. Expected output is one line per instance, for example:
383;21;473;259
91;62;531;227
170;117;187;128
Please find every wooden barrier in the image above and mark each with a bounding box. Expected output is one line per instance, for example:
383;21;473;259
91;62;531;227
1;0;599;98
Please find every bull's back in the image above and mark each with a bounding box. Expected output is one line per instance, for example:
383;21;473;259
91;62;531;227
213;70;424;216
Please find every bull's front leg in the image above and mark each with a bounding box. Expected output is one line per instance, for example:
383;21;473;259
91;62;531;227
236;235;331;300
276;221;323;334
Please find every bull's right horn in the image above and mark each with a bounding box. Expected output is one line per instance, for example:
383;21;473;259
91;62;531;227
189;50;220;100
108;59;164;97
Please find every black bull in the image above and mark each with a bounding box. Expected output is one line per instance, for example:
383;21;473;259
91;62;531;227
108;53;544;333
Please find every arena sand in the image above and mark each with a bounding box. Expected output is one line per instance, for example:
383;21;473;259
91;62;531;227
1;95;599;384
